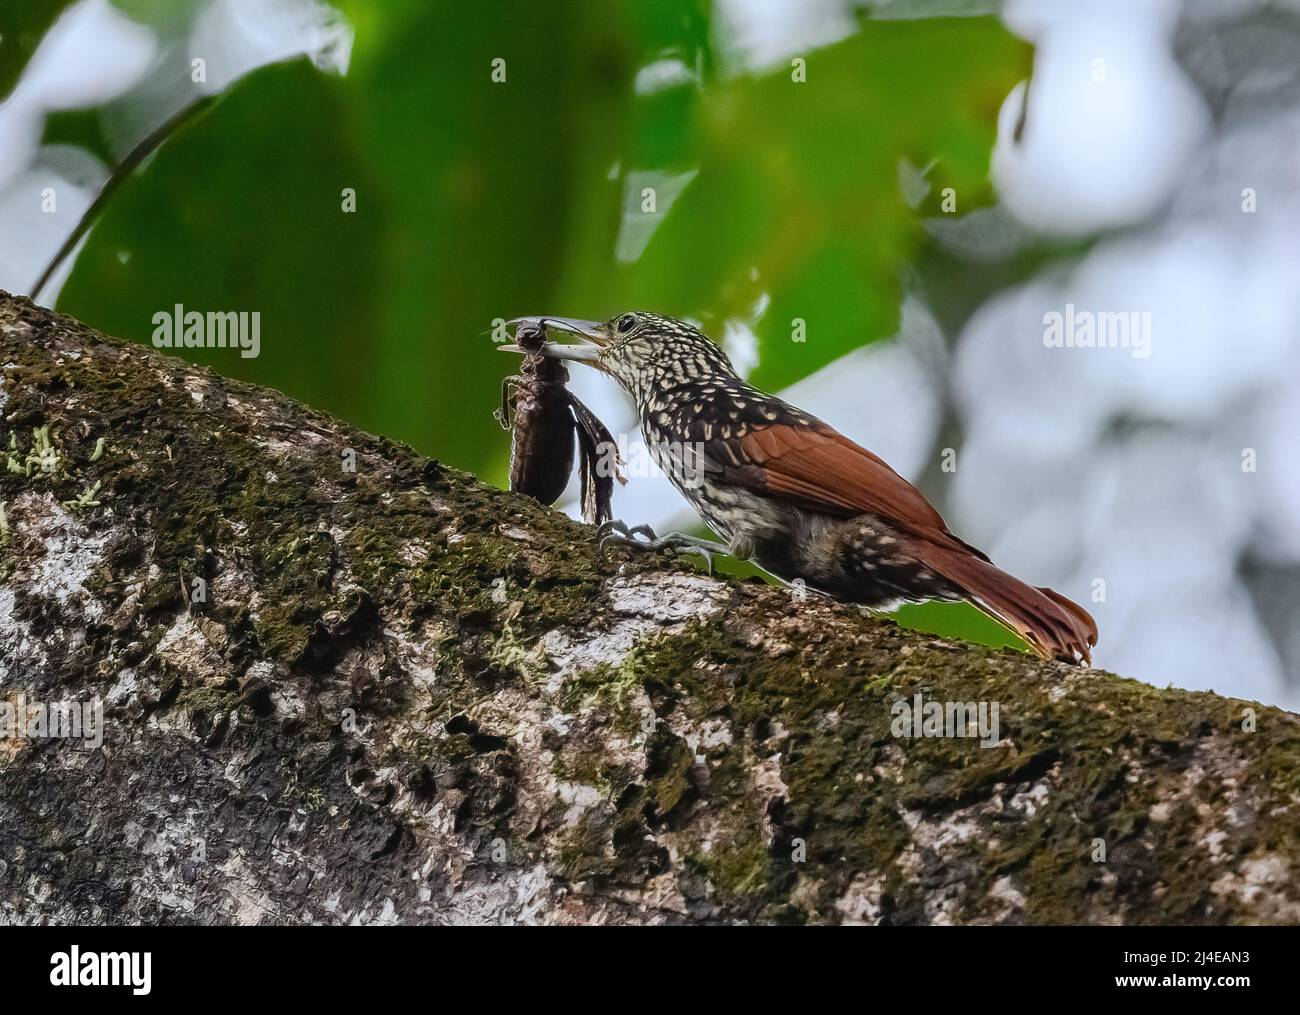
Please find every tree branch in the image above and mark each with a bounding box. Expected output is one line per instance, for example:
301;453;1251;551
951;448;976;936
1;290;1296;925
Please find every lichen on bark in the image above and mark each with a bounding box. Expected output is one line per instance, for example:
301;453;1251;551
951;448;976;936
1;290;1297;925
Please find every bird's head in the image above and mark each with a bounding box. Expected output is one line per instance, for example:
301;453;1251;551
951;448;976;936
502;312;737;407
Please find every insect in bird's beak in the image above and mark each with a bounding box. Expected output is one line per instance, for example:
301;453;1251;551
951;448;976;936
500;317;609;363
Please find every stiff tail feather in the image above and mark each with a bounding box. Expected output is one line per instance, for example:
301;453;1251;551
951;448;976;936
916;542;1098;665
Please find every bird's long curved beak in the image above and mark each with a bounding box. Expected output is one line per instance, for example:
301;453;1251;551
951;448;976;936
500;316;609;363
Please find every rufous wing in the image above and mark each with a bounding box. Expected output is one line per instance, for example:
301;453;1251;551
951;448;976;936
724;421;980;555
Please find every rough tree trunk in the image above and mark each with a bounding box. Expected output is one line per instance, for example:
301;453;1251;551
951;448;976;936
0;290;1297;926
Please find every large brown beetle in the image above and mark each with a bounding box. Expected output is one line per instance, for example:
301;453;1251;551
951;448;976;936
496;321;620;524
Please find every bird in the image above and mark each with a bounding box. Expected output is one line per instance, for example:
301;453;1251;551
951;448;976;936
503;311;1098;664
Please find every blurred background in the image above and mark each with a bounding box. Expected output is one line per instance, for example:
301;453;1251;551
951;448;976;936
2;0;1298;708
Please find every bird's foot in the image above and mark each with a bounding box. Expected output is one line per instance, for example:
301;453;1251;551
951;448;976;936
597;520;729;575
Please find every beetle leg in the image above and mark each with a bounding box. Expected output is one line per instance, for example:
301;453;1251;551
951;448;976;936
495;376;521;430
567;390;624;485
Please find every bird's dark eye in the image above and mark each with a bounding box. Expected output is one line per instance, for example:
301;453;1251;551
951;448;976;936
616;313;638;334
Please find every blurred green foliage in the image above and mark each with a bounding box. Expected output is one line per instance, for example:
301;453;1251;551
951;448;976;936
5;0;1034;651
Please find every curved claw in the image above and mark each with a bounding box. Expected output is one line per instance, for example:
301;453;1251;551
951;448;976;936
668;543;714;575
598;534;627;558
598;518;646;559
597;519;630;541
597;519;630;559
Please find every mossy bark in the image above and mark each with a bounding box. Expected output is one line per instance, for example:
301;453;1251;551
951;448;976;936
1;290;1297;925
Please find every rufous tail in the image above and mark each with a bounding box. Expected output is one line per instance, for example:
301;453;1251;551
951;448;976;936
916;541;1098;665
